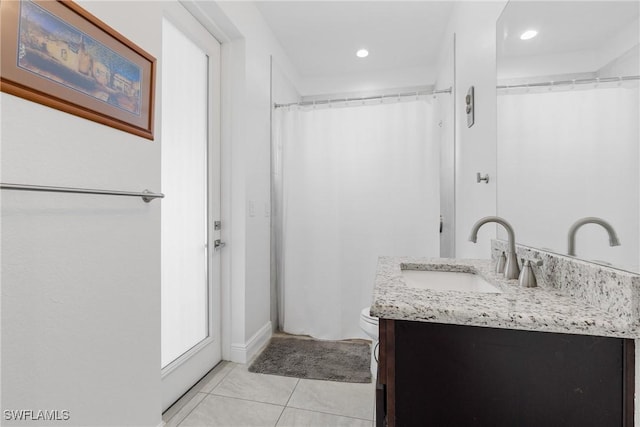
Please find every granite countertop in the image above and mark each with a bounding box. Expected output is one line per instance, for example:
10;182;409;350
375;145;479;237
370;257;640;339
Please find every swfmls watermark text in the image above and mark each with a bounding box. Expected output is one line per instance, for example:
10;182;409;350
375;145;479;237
4;409;70;421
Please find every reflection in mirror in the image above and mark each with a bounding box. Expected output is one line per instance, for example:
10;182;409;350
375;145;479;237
496;1;640;273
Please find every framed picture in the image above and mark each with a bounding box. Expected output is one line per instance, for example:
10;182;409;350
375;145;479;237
1;0;156;140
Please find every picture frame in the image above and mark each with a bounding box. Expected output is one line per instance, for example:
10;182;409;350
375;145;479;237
1;0;156;140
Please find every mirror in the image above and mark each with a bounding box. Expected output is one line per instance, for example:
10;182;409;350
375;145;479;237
496;1;640;273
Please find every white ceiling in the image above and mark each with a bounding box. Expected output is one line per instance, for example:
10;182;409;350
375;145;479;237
255;1;454;80
498;1;639;58
256;1;639;93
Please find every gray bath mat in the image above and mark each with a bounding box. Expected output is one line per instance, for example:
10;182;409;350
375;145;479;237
248;336;372;383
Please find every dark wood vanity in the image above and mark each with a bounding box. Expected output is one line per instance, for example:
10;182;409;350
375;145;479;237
376;319;635;427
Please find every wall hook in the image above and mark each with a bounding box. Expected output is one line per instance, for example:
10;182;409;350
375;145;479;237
476;173;489;184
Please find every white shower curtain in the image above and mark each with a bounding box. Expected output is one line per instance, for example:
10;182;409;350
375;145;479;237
497;83;639;271
273;99;440;340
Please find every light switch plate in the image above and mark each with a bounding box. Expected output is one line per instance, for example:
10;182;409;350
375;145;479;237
466;86;474;128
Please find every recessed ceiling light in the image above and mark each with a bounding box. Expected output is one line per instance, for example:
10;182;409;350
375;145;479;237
520;30;538;40
356;49;369;58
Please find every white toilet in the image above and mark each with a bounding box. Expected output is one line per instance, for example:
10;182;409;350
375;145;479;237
359;306;379;378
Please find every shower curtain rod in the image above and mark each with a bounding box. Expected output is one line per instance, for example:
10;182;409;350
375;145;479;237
497;75;640;90
274;87;452;109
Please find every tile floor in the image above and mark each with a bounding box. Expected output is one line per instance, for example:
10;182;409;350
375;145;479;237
162;361;376;427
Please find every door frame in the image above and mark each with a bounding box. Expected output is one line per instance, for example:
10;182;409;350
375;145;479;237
178;0;237;364
160;6;223;411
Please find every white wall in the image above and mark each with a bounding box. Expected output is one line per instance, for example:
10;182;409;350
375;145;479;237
219;2;301;362
270;60;301;331
598;44;640;79
0;1;187;425
299;65;437;96
498;50;597;81
441;1;507;259
597;17;640;71
185;1;302;362
272;60;301;106
434;32;456;258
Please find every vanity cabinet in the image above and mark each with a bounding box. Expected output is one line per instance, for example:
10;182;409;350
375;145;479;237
376;319;634;427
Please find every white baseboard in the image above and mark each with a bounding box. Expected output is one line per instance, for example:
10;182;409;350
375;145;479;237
230;321;272;364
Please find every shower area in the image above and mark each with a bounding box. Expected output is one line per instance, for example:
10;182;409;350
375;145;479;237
270;79;453;341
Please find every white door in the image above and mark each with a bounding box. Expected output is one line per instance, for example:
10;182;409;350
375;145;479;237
160;8;222;412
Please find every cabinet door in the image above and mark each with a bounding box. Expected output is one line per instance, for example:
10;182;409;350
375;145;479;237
392;320;633;427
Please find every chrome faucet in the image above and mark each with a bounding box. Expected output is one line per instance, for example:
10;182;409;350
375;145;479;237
469;216;520;280
567;217;620;256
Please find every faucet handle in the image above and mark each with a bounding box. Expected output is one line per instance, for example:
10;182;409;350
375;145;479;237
521;257;543;267
518;258;543;288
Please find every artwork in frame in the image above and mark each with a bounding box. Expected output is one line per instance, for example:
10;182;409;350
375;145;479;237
0;0;156;140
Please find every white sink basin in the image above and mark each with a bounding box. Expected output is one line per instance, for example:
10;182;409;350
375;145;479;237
401;269;502;293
